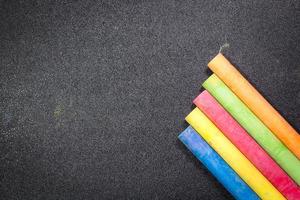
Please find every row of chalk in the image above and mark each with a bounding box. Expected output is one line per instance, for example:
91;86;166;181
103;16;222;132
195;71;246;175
178;54;300;200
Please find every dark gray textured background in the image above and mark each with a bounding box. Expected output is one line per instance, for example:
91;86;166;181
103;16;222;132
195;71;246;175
1;0;300;199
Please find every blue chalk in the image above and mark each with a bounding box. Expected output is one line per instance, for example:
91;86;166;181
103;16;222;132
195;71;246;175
178;126;259;200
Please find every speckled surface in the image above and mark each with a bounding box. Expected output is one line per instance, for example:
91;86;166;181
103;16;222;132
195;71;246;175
0;0;299;199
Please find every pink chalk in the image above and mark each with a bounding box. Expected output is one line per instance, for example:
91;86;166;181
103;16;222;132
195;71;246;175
194;90;300;200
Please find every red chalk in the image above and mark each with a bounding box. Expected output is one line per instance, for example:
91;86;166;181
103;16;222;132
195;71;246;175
194;90;300;200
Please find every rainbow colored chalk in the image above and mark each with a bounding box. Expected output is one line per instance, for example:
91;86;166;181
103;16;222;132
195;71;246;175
178;53;300;200
203;74;300;185
194;91;300;200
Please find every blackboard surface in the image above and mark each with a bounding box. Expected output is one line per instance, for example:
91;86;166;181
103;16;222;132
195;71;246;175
1;1;299;199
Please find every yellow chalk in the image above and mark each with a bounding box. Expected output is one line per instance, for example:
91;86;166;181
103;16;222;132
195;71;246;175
186;108;286;200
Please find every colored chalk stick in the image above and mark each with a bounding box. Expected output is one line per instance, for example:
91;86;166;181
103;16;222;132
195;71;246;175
208;53;300;160
194;90;300;200
186;108;286;200
179;126;259;200
203;74;300;186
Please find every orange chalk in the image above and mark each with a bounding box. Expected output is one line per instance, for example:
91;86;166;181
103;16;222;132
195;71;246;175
208;53;300;160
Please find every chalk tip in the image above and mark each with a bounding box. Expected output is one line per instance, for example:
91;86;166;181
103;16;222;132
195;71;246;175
202;74;219;88
193;90;209;104
208;53;224;66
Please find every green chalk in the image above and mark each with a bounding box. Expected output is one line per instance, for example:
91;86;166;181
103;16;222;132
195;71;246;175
203;74;300;185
